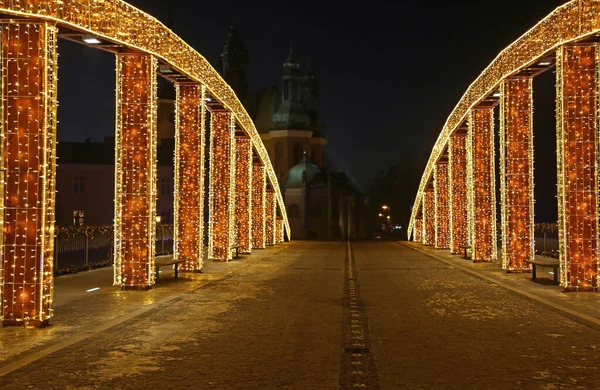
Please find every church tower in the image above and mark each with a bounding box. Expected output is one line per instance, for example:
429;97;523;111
220;23;250;100
264;45;327;183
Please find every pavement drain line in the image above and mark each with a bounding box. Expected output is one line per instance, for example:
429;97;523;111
0;269;239;378
401;242;600;330
339;240;380;389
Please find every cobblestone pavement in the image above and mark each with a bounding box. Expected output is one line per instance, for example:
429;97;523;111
354;241;600;389
2;240;600;389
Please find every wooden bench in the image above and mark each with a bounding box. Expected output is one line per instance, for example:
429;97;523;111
525;258;559;285
231;244;241;259
155;255;186;280
460;245;471;259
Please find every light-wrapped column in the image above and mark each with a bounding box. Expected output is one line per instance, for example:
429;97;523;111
0;22;58;326
415;218;423;243
449;133;468;254
234;136;252;253
423;190;435;246
251;163;266;249
173;84;205;272
265;190;276;246
277;218;284;243
114;53;158;289
556;44;599;291
208;111;236;261
434;163;450;249
467;108;497;262
500;77;534;272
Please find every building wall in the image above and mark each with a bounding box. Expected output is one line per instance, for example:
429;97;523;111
284;186;329;240
55;163;174;226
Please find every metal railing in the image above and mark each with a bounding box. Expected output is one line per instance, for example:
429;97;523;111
54;224;174;275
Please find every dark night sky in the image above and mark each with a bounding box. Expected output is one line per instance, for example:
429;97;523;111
58;0;567;220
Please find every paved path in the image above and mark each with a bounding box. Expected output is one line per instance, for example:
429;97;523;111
1;241;600;389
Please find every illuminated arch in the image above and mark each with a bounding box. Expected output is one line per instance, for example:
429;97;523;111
408;0;600;240
0;0;290;238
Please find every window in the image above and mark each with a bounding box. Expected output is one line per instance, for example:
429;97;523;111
72;210;84;226
160;178;173;195
73;176;84;194
293;144;303;164
288;204;299;217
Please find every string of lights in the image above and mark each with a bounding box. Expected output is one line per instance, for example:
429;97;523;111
234;136;252;254
449;133;468;254
208;110;236;261
113;53;158;289
408;1;600;238
423;190;435;246
414;218;423;243
173;84;205;272
434;163;450;249
556;44;599;291
500;77;534;272
265;190;276;246
0;21;58;325
468;108;497;262
0;0;291;240
251;163;266;249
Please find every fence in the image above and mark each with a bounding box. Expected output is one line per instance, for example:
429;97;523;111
54;224;174;275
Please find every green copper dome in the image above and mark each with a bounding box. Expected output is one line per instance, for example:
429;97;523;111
284;154;324;188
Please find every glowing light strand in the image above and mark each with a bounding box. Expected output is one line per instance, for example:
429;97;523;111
173;83;204;271
408;1;600;237
500;77;534;272
449;133;468;254
434;163;450;249
468;108;497;262
556;44;599;291
0;0;291;239
0;21;58;325
234;136;252;253
113;53;158;288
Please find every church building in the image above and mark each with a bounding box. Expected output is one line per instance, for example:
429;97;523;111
220;24;364;240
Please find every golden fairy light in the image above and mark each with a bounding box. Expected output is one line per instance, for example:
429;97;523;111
556;44;599;291
113;53;158;288
0;21;58;326
434;163;450;249
208;111;236;261
408;1;600;239
500;77;534;272
423;190;435;246
414;218;423;243
252;163;266;249
174;84;205;272
234;136;252;253
468;108;497;262
265;190;276;246
448;133;468;254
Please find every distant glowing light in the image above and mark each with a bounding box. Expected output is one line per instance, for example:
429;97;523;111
85;287;100;293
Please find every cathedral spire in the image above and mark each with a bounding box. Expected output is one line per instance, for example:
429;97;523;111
220;22;250;99
273;45;310;129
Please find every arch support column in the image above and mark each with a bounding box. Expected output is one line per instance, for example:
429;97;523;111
251;163;266;249
234;135;252;253
500;77;534;272
173;84;205;272
423;190;435;246
467;107;497;262
113;53;158;289
556;44;599;291
449;132;468;254
414;218;423;243
0;21;58;326
434;163;450;249
208;110;236;261
265;188;276;246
